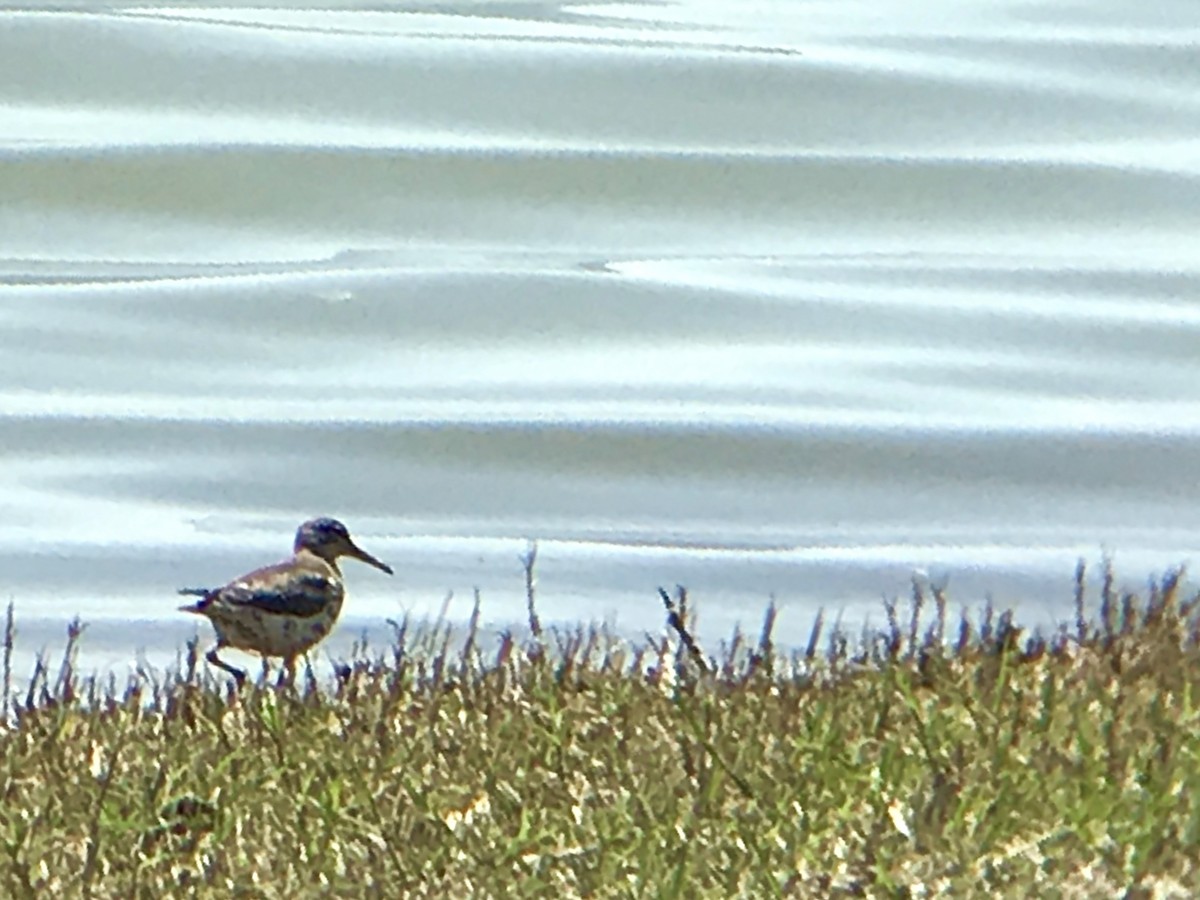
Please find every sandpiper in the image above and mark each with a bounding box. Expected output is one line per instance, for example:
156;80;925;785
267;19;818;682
179;517;393;685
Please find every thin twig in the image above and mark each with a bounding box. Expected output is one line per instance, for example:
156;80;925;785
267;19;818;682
521;541;542;639
2;602;13;726
658;586;709;674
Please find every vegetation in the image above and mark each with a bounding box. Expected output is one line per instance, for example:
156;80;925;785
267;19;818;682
1;559;1198;897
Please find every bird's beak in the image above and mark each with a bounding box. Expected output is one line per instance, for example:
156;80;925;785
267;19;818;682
347;539;394;575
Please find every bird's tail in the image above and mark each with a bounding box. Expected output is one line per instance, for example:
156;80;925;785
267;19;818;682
178;587;213;614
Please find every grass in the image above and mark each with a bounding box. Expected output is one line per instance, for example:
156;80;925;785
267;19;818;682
1;559;1199;897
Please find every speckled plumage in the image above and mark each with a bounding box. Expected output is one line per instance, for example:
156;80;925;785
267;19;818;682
179;517;392;685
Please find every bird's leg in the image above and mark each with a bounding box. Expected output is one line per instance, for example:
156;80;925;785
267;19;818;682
301;655;319;691
206;647;246;687
281;656;297;689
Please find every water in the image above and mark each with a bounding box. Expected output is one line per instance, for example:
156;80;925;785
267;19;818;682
2;0;1199;677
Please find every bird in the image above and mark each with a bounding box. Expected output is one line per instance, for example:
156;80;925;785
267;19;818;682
178;517;393;685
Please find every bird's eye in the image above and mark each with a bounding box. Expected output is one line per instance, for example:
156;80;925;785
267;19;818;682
318;519;348;539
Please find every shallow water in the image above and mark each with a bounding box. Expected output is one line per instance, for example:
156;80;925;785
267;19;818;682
2;0;1199;676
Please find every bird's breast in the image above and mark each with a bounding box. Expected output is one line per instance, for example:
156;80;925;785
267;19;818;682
208;587;345;658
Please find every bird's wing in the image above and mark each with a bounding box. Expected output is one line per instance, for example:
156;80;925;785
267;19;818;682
204;560;342;619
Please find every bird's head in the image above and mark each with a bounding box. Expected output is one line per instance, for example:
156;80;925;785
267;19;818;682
294;517;394;574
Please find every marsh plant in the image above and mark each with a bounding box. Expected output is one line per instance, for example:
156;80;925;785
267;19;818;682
0;560;1198;897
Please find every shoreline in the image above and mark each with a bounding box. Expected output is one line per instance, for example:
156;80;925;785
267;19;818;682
0;556;1187;690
